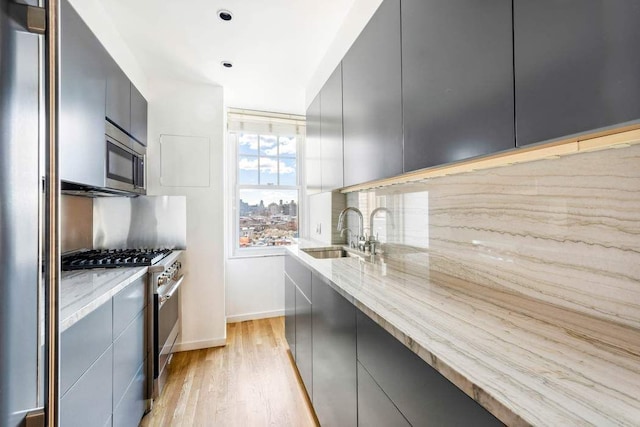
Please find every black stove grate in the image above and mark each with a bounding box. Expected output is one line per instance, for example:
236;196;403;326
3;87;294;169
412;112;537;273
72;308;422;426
62;249;172;271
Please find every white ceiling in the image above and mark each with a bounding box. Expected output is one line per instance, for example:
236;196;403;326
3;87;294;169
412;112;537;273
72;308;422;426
100;0;357;114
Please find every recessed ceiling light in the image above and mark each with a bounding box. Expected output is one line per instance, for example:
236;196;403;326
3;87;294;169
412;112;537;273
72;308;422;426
218;10;233;21
221;61;233;68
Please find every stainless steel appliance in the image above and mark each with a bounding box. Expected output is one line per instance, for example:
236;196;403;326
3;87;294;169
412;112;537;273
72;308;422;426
105;120;146;195
1;1;48;425
149;251;185;399
61;248;172;270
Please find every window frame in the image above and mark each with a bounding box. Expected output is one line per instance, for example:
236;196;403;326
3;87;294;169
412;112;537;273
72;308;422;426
229;130;304;258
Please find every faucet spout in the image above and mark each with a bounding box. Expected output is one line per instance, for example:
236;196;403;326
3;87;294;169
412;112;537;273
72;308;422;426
337;207;364;239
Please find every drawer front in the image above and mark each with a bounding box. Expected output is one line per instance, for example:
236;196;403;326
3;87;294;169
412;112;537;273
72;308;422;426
284;275;296;359
113;310;145;407
113;274;146;339
295;286;313;400
61;346;113;427
358;361;410;427
285;253;311;300
113;362;146;427
61;301;112;396
357;310;502;426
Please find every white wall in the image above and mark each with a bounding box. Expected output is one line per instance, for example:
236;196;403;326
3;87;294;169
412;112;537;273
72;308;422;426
305;0;383;107
147;77;226;350
67;0;148;96
225;256;285;323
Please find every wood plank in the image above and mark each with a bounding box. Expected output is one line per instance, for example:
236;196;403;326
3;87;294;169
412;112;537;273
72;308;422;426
141;317;317;427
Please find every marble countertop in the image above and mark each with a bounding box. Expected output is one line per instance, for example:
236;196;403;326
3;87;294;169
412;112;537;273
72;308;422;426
60;267;148;332
287;242;640;426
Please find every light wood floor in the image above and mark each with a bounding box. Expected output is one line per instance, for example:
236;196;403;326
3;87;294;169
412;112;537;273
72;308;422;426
141;317;318;427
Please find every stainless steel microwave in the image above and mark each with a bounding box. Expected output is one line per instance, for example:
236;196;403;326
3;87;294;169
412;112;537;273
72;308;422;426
106;121;146;195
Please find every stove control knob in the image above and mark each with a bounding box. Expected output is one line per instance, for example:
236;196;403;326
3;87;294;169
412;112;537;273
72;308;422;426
158;275;169;286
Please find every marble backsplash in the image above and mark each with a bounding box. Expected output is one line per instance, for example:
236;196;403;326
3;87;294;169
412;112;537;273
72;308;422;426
345;144;640;329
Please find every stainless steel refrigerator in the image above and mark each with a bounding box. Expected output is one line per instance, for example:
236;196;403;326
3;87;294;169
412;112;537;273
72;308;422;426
0;0;49;425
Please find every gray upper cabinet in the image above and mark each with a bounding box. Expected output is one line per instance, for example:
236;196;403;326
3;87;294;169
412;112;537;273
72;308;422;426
312;273;356;427
320;63;344;191
342;0;403;187
306;93;322;194
514;0;640;146
106;57;131;133
130;83;148;145
402;0;514;172
59;0;106;188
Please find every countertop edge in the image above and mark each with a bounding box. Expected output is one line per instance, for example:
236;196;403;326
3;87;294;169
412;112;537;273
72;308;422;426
60;267;148;332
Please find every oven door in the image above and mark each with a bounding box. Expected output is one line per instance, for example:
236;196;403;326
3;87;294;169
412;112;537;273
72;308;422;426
153;276;183;395
106;139;136;192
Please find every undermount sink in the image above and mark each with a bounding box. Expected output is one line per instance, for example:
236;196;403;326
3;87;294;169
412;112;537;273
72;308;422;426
301;247;355;259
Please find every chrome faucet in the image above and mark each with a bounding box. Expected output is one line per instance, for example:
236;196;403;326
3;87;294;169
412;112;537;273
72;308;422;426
368;207;394;255
337;207;366;251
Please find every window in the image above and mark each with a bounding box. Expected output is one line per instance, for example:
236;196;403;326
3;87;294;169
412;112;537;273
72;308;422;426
228;110;305;255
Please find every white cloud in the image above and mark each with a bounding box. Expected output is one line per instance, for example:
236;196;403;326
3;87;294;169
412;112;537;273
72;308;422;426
239;157;259;170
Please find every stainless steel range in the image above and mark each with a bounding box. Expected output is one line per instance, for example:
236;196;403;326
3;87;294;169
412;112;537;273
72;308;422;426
148;250;185;399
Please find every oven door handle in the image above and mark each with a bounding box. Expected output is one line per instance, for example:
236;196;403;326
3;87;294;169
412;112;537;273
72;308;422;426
159;275;184;308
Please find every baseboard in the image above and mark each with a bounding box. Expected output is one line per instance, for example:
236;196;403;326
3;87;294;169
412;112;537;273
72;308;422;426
173;337;227;352
226;309;284;323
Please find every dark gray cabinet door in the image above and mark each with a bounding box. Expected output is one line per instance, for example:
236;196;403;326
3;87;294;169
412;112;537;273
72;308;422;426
295;286;313;400
402;0;514;172
514;0;640;146
106;56;131;133
358;362;410;427
284;274;296;359
312;274;356;427
306;93;322;194
113;310;145;408
342;0;403;186
60;0;107;188
285;253;311;300
357;311;503;426
320;63;344;191
130;83;148;145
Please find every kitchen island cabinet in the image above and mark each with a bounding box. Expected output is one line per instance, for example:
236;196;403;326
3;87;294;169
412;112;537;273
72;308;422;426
401;0;514;172
342;0;403;186
514;0;640;146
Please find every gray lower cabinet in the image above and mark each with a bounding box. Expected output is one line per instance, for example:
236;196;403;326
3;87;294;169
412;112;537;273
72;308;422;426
113;310;145;409
401;0;514;172
342;0;403;186
312;273;357;426
113;363;146;427
61;300;112;396
295;285;313;400
357;362;409;427
514;0;640;146
357;310;503;426
284;274;296;359
61;275;147;427
60;346;113;427
60;0;106;188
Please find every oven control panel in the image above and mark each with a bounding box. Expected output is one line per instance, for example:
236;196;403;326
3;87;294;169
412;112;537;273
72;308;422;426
157;260;182;287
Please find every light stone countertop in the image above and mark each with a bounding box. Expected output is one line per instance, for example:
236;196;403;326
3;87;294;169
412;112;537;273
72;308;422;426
287;243;640;426
60;267;148;332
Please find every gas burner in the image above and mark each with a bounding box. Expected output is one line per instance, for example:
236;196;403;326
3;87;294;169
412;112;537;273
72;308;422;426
62;249;172;271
